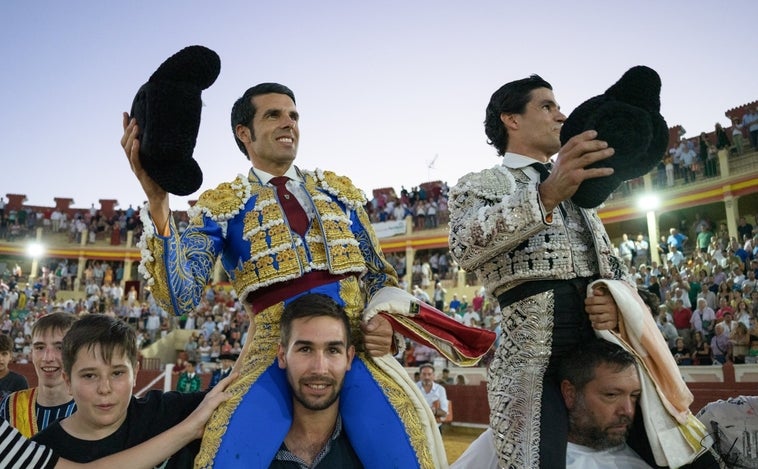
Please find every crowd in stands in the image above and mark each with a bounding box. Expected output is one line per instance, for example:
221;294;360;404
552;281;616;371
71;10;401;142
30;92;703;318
607;213;758;366
177;287;247;375
655;126;739;188
0;259;128;322
365;182;450;230
608;118;756;201
0;261;251;372
0;111;755;246
384;250;459;291
362;115;757;228
0;201;144;245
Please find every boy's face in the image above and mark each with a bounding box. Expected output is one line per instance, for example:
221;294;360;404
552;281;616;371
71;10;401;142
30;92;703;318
0;349;11;375
32;327;67;387
64;346;137;437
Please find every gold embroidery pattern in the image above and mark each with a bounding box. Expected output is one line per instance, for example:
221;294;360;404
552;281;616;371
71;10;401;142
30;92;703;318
235;184;302;291
308;237;327;264
231;175;367;303
196;303;284;468
197;182;240;215
142;233;172;312
194;178;249;221
307;169;367;208
338;279;434;469
188;209;204;226
354;206;399;297
363;354;435;468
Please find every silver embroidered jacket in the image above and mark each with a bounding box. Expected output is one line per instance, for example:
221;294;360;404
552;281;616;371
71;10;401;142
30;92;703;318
448;154;626;297
448;154;629;468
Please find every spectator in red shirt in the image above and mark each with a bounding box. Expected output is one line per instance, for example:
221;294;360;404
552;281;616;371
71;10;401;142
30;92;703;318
472;291;484;313
671;299;693;348
715;297;733;320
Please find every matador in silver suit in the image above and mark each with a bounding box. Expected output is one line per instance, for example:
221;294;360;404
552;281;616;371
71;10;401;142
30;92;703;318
448;75;628;469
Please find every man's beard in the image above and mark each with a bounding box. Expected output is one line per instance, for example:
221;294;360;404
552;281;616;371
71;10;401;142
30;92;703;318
568;396;632;450
291;376;342;411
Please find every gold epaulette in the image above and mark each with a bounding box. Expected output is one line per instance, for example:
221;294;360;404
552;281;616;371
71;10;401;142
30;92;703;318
192;176;252;223
309;169;367;210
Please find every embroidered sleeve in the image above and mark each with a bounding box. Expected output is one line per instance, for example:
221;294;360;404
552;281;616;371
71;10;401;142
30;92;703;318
138;177;250;316
138;209;224;316
448;166;549;271
584;209;629;281
353;199;399;298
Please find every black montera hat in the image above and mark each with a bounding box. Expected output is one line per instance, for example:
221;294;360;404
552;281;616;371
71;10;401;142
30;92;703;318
129;45;221;196
560;66;668;208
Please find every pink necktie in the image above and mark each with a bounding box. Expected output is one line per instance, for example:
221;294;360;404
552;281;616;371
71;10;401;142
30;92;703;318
270;176;308;236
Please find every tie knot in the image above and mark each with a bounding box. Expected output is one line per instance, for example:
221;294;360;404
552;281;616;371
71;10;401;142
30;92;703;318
270;176;290;188
530;162;552;182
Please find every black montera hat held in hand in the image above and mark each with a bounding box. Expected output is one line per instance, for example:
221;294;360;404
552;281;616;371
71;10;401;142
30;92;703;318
130;45;221;196
560;66;668;208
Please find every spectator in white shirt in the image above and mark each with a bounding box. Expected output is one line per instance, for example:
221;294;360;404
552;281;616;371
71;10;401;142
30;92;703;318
416;363;448;427
690;298;716;339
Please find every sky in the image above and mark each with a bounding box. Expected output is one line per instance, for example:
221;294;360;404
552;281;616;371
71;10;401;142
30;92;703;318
2;1;756;211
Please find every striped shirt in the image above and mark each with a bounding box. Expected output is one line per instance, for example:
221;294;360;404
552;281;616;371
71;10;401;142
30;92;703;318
36;400;77;431
0;391;77;436
0;419;57;469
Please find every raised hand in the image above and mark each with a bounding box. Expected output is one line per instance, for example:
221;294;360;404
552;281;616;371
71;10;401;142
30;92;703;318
539;130;615;213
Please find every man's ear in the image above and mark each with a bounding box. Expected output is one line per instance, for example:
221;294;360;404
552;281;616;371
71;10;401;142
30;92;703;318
276;343;287;370
560;379;576;410
346;345;355;371
235;124;252;145
500;112;519;131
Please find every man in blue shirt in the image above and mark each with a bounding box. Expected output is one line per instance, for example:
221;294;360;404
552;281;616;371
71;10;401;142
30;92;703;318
666;228;688;251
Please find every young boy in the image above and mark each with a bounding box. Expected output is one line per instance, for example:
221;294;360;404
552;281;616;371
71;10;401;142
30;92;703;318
32;315;205;468
1;312;77;437
0;333;28;400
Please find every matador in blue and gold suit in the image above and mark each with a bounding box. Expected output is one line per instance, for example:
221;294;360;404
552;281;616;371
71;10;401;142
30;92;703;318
139;166;465;468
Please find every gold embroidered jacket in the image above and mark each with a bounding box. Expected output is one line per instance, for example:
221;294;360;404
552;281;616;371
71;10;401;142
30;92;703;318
138;168;397;315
